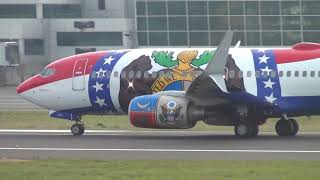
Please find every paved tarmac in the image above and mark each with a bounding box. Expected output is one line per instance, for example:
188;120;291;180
0;86;44;111
1;130;320;160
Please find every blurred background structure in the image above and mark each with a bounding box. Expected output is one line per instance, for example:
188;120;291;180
0;0;319;85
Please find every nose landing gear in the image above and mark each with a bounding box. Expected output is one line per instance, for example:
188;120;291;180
71;122;85;136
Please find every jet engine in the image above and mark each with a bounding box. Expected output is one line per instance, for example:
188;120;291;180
128;92;204;129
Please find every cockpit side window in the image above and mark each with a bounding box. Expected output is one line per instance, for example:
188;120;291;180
40;68;55;78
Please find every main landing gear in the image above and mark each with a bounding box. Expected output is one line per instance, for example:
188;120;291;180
234;121;259;138
275;118;299;136
71;122;85;136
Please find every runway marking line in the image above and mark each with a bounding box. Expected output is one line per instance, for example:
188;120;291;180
2;129;320;134
0;147;320;153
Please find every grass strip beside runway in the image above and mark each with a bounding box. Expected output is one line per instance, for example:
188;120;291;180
0;160;319;180
1;111;320;131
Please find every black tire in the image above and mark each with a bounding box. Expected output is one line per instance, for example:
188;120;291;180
275;119;298;136
289;119;299;136
234;122;258;138
71;124;85;136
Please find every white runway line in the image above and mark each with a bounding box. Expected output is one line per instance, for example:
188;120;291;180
0;129;129;133
0;147;320;153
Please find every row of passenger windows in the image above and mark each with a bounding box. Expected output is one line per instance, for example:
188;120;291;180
90;70;320;79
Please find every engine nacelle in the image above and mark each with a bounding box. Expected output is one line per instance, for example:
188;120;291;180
129;93;203;129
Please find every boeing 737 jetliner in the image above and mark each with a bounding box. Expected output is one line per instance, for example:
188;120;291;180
16;32;320;137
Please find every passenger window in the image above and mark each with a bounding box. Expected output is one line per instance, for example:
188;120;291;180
91;71;97;78
136;71;142;79
255;70;261;78
159;71;165;77
152;71;157;78
286;71;291;77
144;71;149;79
114;71;119;78
262;71;268;78
278;71;283;77
318;71;320;77
311;71;315;77
247;71;251;77
238;71;243;78
129;71;134;79
120;71;126;79
303;71;307;77
270;71;277;78
294;71;299;77
105;71;111;78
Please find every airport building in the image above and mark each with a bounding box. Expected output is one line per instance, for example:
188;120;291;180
0;0;319;84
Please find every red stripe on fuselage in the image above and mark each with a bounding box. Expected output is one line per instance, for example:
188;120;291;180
274;49;320;64
17;51;107;94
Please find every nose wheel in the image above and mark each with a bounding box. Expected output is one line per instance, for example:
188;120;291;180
71;123;85;136
275;119;299;136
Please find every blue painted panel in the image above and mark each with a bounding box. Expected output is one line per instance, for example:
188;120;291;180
129;94;160;112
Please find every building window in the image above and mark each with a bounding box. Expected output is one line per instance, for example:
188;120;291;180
283;31;301;46
188;1;207;15
189;32;209;46
168;1;186;15
169;32;188;46
57;32;123;46
98;0;106;10
43;4;82;18
147;1;166;15
137;32;147;46
136;1;146;16
0;4;36;18
24;39;44;55
149;32;168;46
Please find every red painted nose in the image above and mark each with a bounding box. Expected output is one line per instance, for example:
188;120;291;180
16;76;39;94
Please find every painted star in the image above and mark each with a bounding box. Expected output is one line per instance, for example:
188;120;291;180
263;79;275;89
261;66;272;75
128;81;134;89
258;49;266;53
92;82;103;92
96;68;106;78
259;55;270;64
265;93;277;103
103;56;114;65
95;97;106;107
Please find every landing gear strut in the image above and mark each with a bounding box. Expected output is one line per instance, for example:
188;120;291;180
234;121;259;138
275;118;299;136
71;122;85;136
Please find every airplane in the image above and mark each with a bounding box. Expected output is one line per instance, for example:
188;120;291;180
16;31;320;137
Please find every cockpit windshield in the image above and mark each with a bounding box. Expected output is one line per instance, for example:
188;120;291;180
39;68;55;78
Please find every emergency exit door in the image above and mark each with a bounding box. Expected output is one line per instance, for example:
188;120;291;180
72;58;88;91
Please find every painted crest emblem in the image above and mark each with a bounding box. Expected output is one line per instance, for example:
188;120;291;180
159;100;182;123
151;50;215;92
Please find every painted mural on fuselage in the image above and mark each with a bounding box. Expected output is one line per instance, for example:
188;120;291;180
86;47;320;116
100;49;245;113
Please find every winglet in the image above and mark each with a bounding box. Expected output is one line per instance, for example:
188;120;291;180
186;31;233;95
205;31;233;75
234;41;241;48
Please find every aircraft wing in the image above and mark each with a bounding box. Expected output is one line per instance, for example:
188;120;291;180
185;31;279;110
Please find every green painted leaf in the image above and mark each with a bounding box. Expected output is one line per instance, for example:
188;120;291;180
152;51;178;68
191;50;215;67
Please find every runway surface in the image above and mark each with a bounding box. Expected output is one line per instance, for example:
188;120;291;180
0;86;44;111
1;130;320;160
